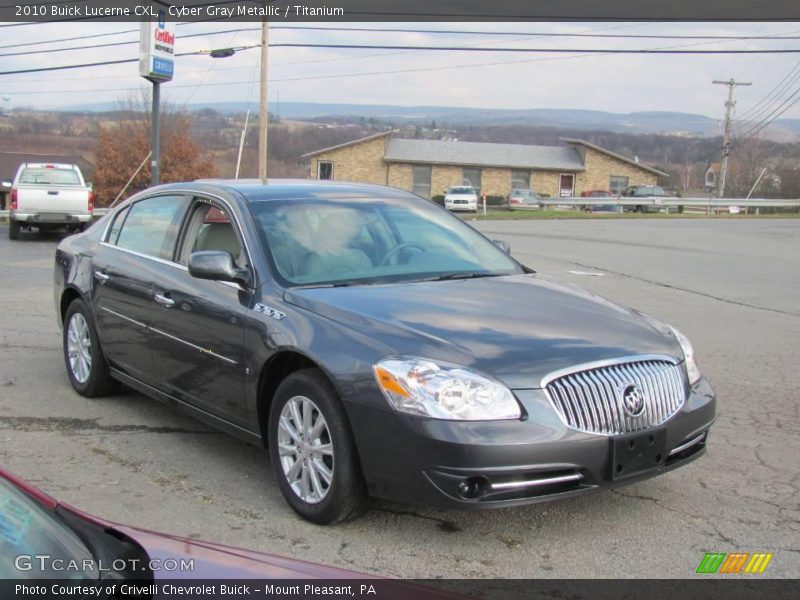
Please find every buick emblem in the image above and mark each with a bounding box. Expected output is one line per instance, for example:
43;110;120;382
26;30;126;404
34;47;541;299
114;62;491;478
620;383;645;417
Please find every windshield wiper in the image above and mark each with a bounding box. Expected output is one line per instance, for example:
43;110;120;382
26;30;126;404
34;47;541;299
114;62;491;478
419;272;503;282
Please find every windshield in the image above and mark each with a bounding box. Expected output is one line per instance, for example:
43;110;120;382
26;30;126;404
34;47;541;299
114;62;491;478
448;187;474;195
250;197;522;287
0;478;95;580
18;168;81;186
634;186;665;196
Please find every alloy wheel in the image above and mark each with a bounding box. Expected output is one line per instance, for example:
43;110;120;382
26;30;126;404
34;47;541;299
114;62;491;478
67;313;92;384
277;395;334;504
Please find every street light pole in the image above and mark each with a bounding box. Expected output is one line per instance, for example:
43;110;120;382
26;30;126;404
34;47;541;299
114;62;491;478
258;18;269;181
151;81;161;186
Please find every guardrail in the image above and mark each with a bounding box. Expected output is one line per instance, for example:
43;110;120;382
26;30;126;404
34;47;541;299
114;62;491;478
516;197;800;212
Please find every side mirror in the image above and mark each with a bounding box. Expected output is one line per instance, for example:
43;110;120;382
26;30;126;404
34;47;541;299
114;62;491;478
1;180;12;188
188;251;251;287
492;240;511;254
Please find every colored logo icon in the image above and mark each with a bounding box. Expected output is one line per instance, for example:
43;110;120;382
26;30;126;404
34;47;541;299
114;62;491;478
696;552;773;574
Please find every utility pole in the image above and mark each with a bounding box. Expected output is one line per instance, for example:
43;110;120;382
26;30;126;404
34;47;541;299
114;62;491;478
258;16;269;181
713;78;751;198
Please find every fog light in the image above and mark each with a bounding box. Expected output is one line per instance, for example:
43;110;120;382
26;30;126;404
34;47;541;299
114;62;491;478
456;477;486;499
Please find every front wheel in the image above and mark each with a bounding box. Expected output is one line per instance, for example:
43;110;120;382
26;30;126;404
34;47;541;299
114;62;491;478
268;369;368;524
63;298;119;397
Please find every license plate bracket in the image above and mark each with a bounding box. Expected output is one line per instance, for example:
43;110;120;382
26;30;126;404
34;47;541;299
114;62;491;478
610;428;667;480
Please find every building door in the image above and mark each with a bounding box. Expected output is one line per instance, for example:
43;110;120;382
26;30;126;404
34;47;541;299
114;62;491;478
559;174;575;198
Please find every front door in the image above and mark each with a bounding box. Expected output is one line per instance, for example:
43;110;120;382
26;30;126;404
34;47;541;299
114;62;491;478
148;199;252;426
559;174;575;198
91;195;189;380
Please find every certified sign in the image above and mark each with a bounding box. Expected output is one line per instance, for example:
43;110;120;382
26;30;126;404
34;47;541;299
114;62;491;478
139;5;175;82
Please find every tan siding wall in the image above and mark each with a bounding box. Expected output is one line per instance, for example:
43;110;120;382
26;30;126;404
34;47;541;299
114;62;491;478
308;138;660;198
531;171;565;197
575;147;658;193
309;136;388;185
387;163;413;190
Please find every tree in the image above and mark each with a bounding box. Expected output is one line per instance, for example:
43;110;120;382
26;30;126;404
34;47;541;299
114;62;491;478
724;139;778;198
92;92;216;206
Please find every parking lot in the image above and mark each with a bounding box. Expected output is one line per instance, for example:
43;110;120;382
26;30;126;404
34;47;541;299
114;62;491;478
0;218;798;579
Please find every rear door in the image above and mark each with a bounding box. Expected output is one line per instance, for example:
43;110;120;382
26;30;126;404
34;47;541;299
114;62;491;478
91;195;189;381
147;197;253;426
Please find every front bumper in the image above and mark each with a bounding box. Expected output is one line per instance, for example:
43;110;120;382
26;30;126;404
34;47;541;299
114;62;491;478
347;377;715;508
445;202;478;211
12;212;92;225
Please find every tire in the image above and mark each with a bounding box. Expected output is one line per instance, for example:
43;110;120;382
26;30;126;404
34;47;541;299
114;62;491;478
268;368;368;525
63;298;119;397
9;220;20;240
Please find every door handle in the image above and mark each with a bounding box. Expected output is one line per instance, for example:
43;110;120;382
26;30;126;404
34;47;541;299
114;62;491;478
93;270;110;284
153;292;175;308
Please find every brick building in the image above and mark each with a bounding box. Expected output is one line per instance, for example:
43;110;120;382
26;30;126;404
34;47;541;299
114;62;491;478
303;131;666;199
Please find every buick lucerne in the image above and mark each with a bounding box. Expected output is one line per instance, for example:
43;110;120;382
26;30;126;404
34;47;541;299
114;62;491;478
54;180;715;524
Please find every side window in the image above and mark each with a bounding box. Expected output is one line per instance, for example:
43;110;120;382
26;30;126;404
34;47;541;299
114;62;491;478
178;201;244;267
106;205;131;245
114;195;187;260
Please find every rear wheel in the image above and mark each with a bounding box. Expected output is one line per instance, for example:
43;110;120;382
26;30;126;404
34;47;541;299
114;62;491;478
8;220;20;240
268;369;368;524
63;298;119;397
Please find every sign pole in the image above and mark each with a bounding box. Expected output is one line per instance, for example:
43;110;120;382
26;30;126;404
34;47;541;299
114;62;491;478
151;81;160;186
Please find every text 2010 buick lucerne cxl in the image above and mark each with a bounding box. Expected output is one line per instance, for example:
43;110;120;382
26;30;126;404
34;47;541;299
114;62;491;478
54;180;715;524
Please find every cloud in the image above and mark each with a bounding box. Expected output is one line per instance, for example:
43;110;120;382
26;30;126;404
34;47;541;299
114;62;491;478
1;20;798;120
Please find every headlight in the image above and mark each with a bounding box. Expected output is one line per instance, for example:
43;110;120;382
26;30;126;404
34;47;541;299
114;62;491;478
373;357;521;421
669;326;702;385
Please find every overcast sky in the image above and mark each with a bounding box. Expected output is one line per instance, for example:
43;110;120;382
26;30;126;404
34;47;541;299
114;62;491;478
1;21;799;121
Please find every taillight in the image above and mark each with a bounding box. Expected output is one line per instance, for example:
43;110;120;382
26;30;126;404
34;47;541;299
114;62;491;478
10;188;17;210
88;190;94;212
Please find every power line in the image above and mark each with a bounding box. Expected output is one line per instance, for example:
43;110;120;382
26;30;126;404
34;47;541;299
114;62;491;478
735;86;800;141
735;60;800;124
266;43;800;54
268;25;800;41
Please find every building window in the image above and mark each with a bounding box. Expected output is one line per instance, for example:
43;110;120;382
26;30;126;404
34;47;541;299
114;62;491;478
462;167;482;193
412;165;432;198
609;176;628;194
317;161;334;180
511;170;530;190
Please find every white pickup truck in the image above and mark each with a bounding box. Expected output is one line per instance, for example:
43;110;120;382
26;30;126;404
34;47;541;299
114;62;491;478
3;163;94;240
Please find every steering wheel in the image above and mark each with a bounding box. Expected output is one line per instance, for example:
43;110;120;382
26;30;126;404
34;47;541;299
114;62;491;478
379;243;426;266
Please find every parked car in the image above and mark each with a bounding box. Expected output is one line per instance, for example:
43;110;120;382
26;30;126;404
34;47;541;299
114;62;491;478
54;180;715;525
444;185;478;212
0;467;460;599
508;188;540;208
580;190;620;212
3;163;93;240
620;185;667;213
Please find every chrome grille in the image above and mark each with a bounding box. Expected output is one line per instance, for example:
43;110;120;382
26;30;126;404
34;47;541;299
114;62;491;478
543;358;686;436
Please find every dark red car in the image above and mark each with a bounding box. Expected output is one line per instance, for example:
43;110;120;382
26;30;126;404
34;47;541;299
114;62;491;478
0;468;464;598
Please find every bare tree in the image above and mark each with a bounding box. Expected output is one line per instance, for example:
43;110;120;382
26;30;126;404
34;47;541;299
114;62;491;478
92;91;216;206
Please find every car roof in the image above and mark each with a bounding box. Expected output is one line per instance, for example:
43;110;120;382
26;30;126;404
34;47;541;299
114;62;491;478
150;179;417;203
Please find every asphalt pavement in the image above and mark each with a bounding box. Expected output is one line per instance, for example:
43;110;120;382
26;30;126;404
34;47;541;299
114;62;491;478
0;218;797;579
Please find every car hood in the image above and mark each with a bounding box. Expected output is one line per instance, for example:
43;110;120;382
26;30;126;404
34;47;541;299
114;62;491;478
284;274;683;388
445;194;476;199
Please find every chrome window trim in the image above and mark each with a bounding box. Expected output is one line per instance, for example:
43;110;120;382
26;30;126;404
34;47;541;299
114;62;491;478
100;188;254;276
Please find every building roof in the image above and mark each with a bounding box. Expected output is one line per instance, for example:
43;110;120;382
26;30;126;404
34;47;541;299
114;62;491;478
384;138;585;171
561;138;668;177
301;130;397;158
0;152;95;188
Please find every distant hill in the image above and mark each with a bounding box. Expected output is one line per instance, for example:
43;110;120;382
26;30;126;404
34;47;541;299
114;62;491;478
53;100;798;140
